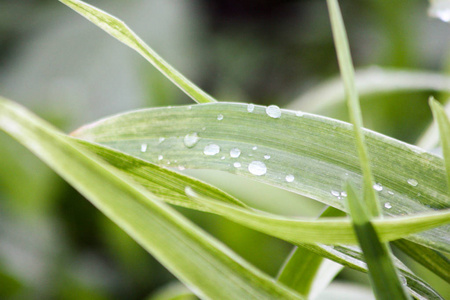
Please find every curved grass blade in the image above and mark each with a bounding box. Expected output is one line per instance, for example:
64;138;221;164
72;138;444;299
59;0;216;104
346;183;411;300
430;97;450;193
184;187;450;245
276;207;344;298
326;0;379;218
394;239;450;283
291;67;450;113
71;103;450;252
0;97;302;300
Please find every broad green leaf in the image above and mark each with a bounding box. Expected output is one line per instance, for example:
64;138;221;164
276;207;344;298
147;282;197;300
0;97;302;300
291;67;450;113
59;0;216;104
346;184;410;300
72;103;450;252
326;0;380;218
73;136;443;299
184;187;450;245
430;98;450;193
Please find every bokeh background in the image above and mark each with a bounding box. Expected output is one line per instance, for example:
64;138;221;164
0;0;449;299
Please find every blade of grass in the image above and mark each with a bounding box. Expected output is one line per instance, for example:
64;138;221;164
184;187;450;246
59;0;216;104
276;207;344;298
72;138;444;299
346;183;411;299
72;102;450;252
430;97;450;193
0;97;302;300
291;67;450;113
394;239;450;283
326;0;380;217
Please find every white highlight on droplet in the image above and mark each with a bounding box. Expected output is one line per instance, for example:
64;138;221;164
184;132;200;148
140;143;147;153
373;183;383;191
217;114;224;121
384;202;392;209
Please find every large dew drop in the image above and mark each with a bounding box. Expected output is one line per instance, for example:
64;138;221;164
248;161;267;176
429;2;450;22
204;144;220;156
230;148;241;158
266;105;281;118
373;183;383;191
184;132;200;148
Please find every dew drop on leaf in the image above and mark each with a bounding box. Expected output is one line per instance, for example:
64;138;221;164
158;155;163;161
184;132;200;148
230;148;241;158
233;162;241;168
266;105;281;118
373;183;383;191
407;178;418;187
252;146;257;150
248;161;267;176
217;114;224;121
140;143;147;153
264;154;271;160
158;137;165;144
330;190;340;197
247;104;255;112
204;144;220;156
285;174;295;182
384;202;392;209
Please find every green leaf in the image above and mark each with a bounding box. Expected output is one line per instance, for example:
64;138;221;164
184;187;449;245
71;103;450;252
73;135;444;299
291;67;450;113
326;0;380;218
346;183;411;300
0;97;302;300
59;0;216;104
394;239;450;283
429;97;450;194
276;207;344;298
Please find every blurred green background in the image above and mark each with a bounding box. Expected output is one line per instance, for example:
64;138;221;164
0;0;449;299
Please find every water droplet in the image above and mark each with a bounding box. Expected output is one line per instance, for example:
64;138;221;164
217;114;224;121
387;191;394;195
330;190;340;197
140;143;147;153
158;155;163;161
230;148;241;158
204;144;220;156
247;104;255;112
221;156;225;160
252;146;258;150
202;127;206;131
407;179;418;187
187;106;192;110
295;111;304;117
340;191;347;197
184;132;200;148
248;161;267;176
264;154;271;159
285;174;295;182
266;105;281;118
167;161;171;165
158;137;165;144
400;276;407;286
373;183;383;191
233;162;241;168
178;166;186;171
384;202;392;209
